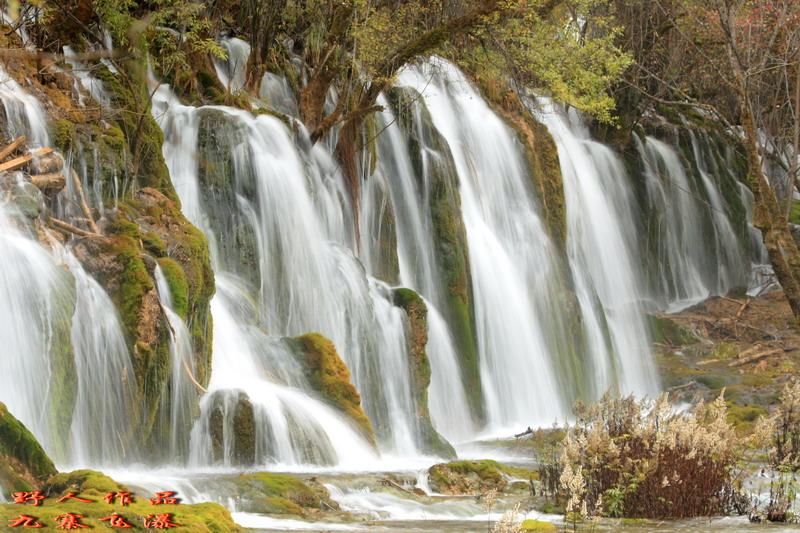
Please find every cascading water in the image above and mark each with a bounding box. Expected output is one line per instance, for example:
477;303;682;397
0;65;50;147
359;92;475;443
215;37;251;94
154;265;200;460
0;28;774;496
534;98;658;398
151;82;427;462
0;202;75;458
635;131;753;310
396;59;572;433
61;252;137;467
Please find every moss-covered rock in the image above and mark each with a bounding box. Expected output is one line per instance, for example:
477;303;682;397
392;288;456;459
96;63;176;200
231;472;338;513
290;333;376;446
44;470;128;496
132;188;215;385
195;108;259;285
0;403;57;497
428;459;531;495
648;315;699;346
45;276;79;463
206;391;256;466
69;186;214;457
521;519;557;531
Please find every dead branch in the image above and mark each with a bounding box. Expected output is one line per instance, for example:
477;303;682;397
728;348;783;367
0;135;26;161
70;169;99;233
50;217;93;237
0;148;52;173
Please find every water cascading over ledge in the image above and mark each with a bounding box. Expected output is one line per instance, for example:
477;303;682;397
0;36;772;475
150;82;451;464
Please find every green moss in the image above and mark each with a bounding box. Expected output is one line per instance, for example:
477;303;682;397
233;472;337;511
0;403;57;497
727;403;767;434
741;374;772;387
133;188;215;388
392;288;456;459
263;497;305;515
711;342;738;360
45;470;127;496
428;460;513;495
791;200;800;225
103;235;154;344
538;501;563;515
157;257;189;319
291;333;376;445
621;518;652;525
48;119;77;152
521;519;557;531
141;231;167;257
96;64;177;202
648;315;699;345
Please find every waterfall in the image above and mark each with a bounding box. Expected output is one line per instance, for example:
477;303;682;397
0;34;774;475
0;204;75;456
154;265;200;460
534;99;658;398
425;301;473;442
396;59;570;433
359;93;475;442
215;37;251;94
0;65;50;147
151;83;419;462
635;131;752;310
62;252;137;467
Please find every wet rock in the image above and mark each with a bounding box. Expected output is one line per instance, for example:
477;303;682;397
289;333;377;446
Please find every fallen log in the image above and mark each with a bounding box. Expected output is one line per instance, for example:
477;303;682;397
515;427;534;438
669;380;698;391
0;135;26;161
736;298;751;318
29;173;65;191
71;169;99;234
727;348;783;367
380;478;415;495
50;217;93;237
0;148;53;173
31;151;64;174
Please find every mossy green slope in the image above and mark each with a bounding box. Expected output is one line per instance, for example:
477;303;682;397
0;403;57;497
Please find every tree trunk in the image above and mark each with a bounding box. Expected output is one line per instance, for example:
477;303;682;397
735;67;800;320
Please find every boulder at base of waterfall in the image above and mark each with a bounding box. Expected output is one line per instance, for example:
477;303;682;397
427;459;537;495
231;472;339;515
